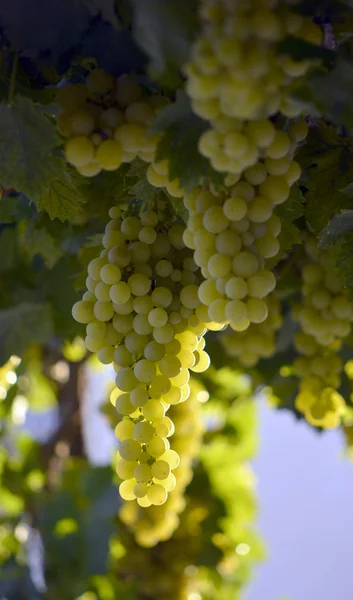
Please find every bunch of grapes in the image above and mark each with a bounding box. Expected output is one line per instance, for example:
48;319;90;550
293;236;353;346
56;69;167;177
221;293;282;367
290;236;353;428
292;334;345;428
184;0;322;124
119;379;204;547
72;206;210;506
146;117;307;331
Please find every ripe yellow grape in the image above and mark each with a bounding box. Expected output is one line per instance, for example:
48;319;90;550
65;136;95;167
96;139;123;170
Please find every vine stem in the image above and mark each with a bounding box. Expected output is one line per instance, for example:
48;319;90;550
8;52;18;105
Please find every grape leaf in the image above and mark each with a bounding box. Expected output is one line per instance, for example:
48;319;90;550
152;91;224;193
0;228;19;272
0;96;59;198
277;36;335;61
331;231;353;289
130;0;198;78
36;160;86;222
0;194;34;223
21;226;64;269
318;210;353;248
127;159;157;203
0;97;83;221
297;122;353;233
0;302;53;363
166;194;188;224
81;166;130;217
304;60;353;131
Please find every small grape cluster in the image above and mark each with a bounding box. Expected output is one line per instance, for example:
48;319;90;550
293;237;353;346
185;0;322;123
72;206;210;506
119;379;204;547
56;69;167;177
197;114;307;178
291;236;353;428
294;360;345;429
221;293;282;367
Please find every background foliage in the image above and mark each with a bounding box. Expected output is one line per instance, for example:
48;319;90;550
1;0;353;599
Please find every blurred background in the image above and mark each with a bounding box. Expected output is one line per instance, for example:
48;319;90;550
246;400;353;600
2;356;353;600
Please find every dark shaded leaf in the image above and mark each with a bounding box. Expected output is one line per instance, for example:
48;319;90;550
0;194;34;223
319;210;353;248
277;36;335;61
152;91;224;192
21;226;64;269
131;0;198;78
0;228;19;271
297;122;353;232
0;96;59;200
37;160;86;222
304;60;353;130
0;302;53;363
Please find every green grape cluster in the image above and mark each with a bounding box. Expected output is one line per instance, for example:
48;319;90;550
145;117;306;331
56;69;167;176
72;207;210;506
119;378;204;547
293;236;353;346
180;177;284;331
185;0;322;124
294;361;345;429
290;236;353;428
221;293;282;366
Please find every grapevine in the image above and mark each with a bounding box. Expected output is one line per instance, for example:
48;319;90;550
1;1;353;599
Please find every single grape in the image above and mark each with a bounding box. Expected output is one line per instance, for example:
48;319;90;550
119;439;142;461
147;483;168;505
132;421;155;443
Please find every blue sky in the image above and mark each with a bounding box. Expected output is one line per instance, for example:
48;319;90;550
245;401;353;600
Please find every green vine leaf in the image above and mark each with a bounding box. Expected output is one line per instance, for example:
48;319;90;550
0;302;53;364
152;91;224;193
81;166;130;218
297;122;353;233
0;97;85;221
127;158;157;203
21;226;64;269
318;210;353;248
0;96;59;195
303;60;353;131
0;228;19;272
0;194;34;223
333;232;353;289
37;160;86;222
